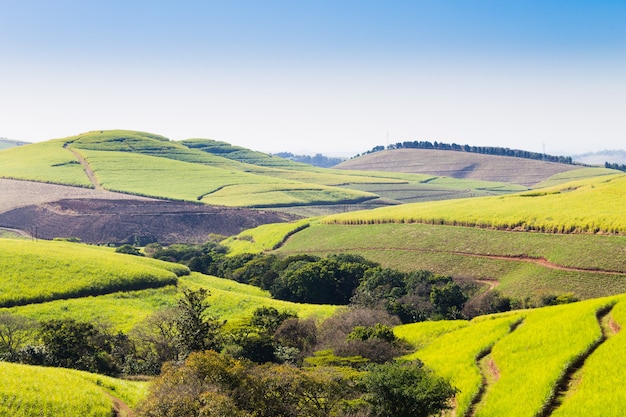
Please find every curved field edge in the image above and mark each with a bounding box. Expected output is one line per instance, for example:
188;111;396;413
395;296;626;417
0;361;147;417
0;238;188;308
473;297;617;417
397;313;525;417
322;174;626;235
223;218;313;255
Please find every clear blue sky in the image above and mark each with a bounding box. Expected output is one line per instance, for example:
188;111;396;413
1;1;624;155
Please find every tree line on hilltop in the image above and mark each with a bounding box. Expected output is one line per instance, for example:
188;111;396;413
604;161;626;172
359;140;575;165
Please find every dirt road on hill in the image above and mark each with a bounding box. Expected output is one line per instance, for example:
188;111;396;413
65;145;102;189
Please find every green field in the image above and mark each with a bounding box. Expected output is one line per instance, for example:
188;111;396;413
396;295;626;417
323;173;626;234
0;140;91;187
269;222;626;301
0;361;147;417
0;130;551;211
0;239;186;307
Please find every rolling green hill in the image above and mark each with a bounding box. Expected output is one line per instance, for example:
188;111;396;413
0;130;546;215
0;238;186;307
0;361;147;417
323;173;626;234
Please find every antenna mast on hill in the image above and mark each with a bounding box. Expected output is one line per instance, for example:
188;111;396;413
543;142;546;160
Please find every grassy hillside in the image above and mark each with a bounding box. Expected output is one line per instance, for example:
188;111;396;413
0;238;187;307
323;173;626;234
225;219;626;301
0;130;549;213
0;140;92;187
0;361;147;417
397;294;626;417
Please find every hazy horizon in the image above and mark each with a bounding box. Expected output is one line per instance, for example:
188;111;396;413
2;1;624;156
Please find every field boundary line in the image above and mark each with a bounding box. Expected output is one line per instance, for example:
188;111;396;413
283;247;626;275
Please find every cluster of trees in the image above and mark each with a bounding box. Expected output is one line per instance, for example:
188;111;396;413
272;152;345;168
144;243;506;322
605;161;626;172
181;245;512;319
138;350;455;417
0;290;457;416
360;140;575;165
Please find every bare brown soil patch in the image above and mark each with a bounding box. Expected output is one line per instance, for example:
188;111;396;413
0;178;152;213
336;149;579;186
0;179;297;244
0;198;297;244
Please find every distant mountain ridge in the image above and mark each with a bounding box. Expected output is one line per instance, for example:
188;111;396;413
573;150;626;165
0;138;29;150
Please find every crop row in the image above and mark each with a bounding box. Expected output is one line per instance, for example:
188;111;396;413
398;295;626;417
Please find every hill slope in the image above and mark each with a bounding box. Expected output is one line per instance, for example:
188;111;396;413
323;173;626;234
336;148;582;186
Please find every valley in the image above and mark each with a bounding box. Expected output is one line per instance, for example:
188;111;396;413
1;130;626;416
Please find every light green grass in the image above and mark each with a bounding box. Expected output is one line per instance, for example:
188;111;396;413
394;320;469;350
474;297;615;417
223;219;312;255
323;174;626;234
0;238;186;307
5;273;338;332
535;167;618;188
0;361;147;416
550;295;626;417
0;140;91;186
401;313;525;417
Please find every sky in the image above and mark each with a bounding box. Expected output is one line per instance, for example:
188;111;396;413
1;1;625;156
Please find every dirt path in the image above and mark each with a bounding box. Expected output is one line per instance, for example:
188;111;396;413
108;393;134;417
541;305;617;416
64;143;102;190
467;318;523;417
